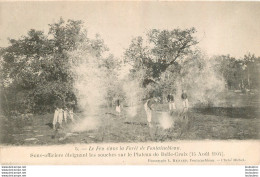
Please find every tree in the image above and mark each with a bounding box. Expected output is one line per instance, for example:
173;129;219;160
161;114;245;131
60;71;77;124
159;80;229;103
212;54;260;91
0;18;84;114
124;28;198;99
0;29;51;114
124;28;198;88
148;28;198;66
213;55;245;90
242;53;257;90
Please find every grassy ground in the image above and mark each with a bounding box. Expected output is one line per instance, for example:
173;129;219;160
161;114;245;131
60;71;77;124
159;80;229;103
0;91;259;145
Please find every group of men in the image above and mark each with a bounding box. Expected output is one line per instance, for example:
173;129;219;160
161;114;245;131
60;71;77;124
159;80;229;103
144;90;189;128
52;104;75;130
167;91;189;111
52;91;188;129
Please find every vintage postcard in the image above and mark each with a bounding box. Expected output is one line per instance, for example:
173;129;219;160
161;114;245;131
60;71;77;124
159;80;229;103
0;1;259;165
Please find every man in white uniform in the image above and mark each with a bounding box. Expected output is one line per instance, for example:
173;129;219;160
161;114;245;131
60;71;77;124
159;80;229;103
63;107;68;123
115;99;121;116
167;94;176;111
181;90;189;119
144;98;157;128
69;109;75;122
53;106;64;130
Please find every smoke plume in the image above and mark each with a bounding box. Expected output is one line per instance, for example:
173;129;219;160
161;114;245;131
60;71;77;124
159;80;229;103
175;51;226;108
69;45;107;132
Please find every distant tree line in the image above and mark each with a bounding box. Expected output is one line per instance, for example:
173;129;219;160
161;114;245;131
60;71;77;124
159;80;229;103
213;54;260;91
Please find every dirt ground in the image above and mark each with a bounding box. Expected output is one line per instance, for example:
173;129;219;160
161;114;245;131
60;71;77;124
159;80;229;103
0;91;259;145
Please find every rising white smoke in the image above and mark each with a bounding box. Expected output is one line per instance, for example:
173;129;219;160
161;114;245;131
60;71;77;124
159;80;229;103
175;51;226;108
118;61;145;117
69;44;107;132
122;80;144;117
159;112;174;129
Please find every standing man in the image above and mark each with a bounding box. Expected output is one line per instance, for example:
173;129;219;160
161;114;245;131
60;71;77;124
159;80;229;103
115;99;121;117
53;106;59;130
181;90;189;119
63;106;68;124
144;97;157;128
68;100;76;122
53;105;64;130
167;93;176;111
68;107;75;122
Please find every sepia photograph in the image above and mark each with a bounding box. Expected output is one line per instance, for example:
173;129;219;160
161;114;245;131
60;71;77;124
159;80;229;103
0;1;259;165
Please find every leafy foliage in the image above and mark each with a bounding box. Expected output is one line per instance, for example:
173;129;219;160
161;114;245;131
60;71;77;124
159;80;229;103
124;28;198;99
0;18;94;114
213;54;260;90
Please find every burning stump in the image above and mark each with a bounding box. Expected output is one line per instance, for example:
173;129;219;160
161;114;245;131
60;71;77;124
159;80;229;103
153;110;192;140
155;111;175;130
